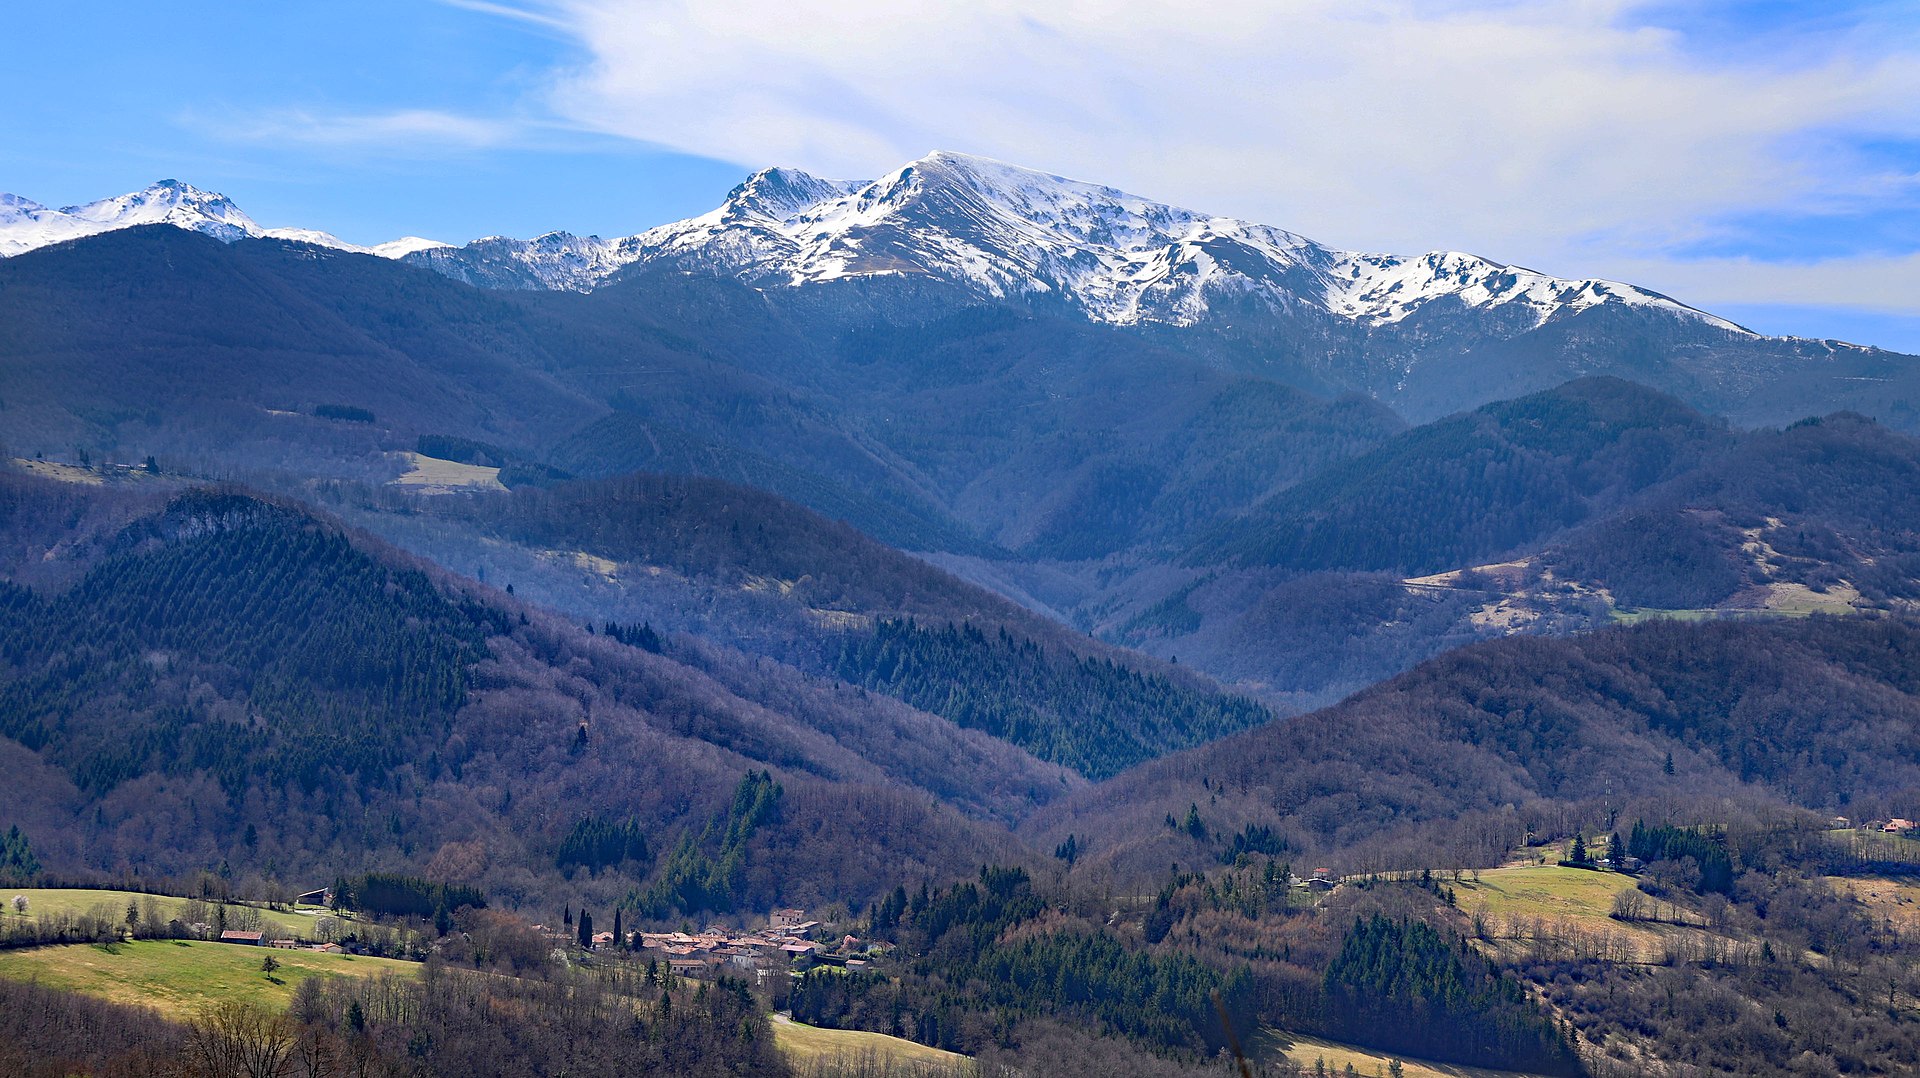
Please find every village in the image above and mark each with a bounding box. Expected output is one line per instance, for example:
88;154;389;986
535;907;884;985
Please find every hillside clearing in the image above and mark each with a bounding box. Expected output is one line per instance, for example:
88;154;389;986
1829;875;1920;933
1261;1031;1551;1078
391;451;506;492
1451;865;1712;962
772;1013;972;1074
0;939;417;1019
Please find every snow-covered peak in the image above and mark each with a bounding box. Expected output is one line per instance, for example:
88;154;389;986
0;192;52;221
0;180;447;261
723;167;860;221
59;179;259;242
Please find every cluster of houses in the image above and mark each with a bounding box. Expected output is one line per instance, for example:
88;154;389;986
1832;816;1918;834
580;908;878;982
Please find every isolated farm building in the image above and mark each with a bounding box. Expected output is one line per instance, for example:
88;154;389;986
220;930;264;945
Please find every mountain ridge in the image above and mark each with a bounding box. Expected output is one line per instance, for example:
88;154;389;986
6;153;1871;352
0;178;446;260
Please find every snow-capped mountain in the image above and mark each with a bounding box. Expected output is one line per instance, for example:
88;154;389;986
0;180;447;260
403;151;1746;336
0;155;1743;336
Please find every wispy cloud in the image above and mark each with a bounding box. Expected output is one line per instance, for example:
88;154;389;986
191;107;531;154
434;0;573;33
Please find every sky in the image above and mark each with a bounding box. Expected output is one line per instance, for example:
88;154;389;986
4;0;1918;351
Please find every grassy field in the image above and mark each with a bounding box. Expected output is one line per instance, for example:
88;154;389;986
772;1013;972;1074
0;887;344;941
1607;581;1861;624
1829;875;1920;933
1453;864;1638;921
392;451;507;492
1450;864;1708;962
0;939;417;1019
1262;1032;1551;1077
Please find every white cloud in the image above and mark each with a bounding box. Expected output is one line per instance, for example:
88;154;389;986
489;1;1919;264
196;107;529;153
1606;251;1920;316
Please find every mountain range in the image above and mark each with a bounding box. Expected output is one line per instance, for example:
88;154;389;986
8;146;1920;1077
0;154;1739;328
8;152;1915;434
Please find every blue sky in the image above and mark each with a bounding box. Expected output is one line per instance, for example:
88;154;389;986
0;2;743;242
4;1;1918;352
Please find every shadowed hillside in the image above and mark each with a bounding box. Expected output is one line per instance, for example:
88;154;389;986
0;474;1070;910
1033;614;1920;884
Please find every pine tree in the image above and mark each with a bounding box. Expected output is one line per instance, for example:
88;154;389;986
1569;834;1588;864
1605;833;1624;868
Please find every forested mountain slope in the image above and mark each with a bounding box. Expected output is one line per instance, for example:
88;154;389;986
1118;381;1920;710
1188;376;1734;575
340;469;1275;779
0;227;601;468
1546;410;1920;609
1031;614;1920;882
0;473;1071;911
